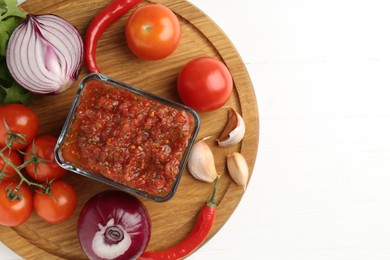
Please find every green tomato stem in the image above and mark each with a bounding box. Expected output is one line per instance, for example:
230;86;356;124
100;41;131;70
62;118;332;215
0;145;46;192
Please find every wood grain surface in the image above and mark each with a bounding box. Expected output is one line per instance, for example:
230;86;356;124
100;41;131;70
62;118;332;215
0;0;259;259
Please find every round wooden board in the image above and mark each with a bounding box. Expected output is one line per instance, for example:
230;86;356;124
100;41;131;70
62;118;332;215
0;0;259;259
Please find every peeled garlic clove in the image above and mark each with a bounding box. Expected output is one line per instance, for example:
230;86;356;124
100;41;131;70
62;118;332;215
217;108;245;147
187;140;218;183
227;152;249;188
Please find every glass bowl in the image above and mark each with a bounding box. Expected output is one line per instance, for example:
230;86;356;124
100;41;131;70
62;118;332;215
54;73;200;202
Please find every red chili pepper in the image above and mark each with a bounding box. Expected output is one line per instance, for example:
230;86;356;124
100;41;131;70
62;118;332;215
84;0;143;73
139;177;220;260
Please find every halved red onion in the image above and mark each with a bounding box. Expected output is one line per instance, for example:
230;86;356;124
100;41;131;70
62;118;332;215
78;190;151;260
6;14;83;94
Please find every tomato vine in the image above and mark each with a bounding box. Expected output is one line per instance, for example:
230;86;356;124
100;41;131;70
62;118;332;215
0;126;51;199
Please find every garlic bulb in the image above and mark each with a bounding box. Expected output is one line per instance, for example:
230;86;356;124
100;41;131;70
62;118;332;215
227;152;249;188
187;140;218;183
217;108;245;147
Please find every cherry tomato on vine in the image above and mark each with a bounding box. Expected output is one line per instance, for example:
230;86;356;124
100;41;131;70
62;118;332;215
0;148;22;180
177;57;233;112
125;4;181;60
0;104;39;150
24;135;66;182
0;181;33;226
34;180;77;223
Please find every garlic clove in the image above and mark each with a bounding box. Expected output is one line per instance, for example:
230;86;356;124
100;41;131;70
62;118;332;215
227;152;249;188
217;108;245;147
187;140;218;183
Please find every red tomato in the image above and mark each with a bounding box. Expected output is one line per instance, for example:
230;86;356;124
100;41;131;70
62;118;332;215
0;148;22;180
177;57;233;112
125;4;181;60
0;104;39;150
0;181;33;226
34;180;77;223
24;135;66;182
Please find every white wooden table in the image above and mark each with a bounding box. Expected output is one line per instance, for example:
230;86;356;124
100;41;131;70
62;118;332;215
189;0;390;259
3;0;390;259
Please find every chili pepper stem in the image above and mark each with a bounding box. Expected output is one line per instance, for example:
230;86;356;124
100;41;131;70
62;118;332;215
207;176;220;208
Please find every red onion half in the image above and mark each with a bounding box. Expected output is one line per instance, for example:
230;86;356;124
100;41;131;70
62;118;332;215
78;190;151;260
6;14;83;94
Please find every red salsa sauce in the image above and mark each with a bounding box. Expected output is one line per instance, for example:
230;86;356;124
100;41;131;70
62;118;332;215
61;79;196;198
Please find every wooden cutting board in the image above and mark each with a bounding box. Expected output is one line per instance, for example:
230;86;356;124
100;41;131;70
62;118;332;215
0;0;259;259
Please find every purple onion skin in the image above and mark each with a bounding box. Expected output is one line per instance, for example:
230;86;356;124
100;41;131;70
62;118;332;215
78;190;151;260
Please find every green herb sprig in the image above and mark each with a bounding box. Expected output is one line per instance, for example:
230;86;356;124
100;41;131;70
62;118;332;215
0;0;34;105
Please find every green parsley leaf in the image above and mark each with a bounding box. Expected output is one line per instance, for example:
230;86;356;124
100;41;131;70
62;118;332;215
0;0;25;21
0;61;12;85
0;1;6;15
0;23;10;56
0;16;22;56
0;0;34;105
1;81;34;105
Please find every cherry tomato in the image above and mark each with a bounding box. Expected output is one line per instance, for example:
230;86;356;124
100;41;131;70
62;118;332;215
177;57;233;112
34;180;77;223
0;104;39;150
24;135;66;182
0;148;22;180
0;181;33;226
125;4;181;60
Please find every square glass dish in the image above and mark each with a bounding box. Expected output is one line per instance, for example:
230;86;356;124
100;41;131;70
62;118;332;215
55;73;200;202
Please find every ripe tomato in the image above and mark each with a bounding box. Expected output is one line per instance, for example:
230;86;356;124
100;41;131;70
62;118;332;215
177;57;233;112
0;148;22;180
0;181;33;226
24;135;66;182
0;104;39;150
34;180;77;223
125;4;181;60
